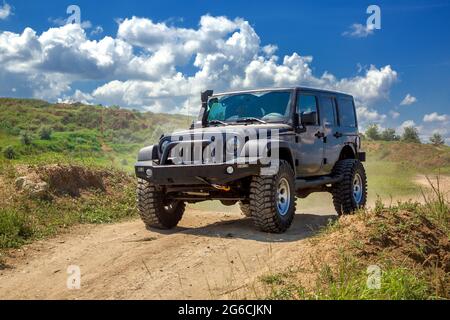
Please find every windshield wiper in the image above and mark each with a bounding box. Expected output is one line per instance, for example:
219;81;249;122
208;120;228;126
236;117;267;124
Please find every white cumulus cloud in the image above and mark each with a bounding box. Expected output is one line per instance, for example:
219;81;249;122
342;23;375;38
400;93;417;106
0;1;11;20
0;14;399;116
423;112;448;122
389;110;400;119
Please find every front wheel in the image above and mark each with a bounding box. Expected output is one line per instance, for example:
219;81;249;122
249;160;296;233
331;159;367;215
137;179;185;229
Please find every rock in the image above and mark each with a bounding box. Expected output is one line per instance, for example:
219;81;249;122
15;176;49;199
15;177;26;189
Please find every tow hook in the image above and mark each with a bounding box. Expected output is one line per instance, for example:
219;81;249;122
212;185;231;192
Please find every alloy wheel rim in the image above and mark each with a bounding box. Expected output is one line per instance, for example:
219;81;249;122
277;178;291;216
353;173;363;204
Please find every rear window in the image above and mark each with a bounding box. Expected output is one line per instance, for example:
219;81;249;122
338;98;357;127
320;97;337;126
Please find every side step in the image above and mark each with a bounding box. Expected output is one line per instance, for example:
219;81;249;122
295;175;342;190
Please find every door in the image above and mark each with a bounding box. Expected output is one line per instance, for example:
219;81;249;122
319;95;342;173
295;92;324;176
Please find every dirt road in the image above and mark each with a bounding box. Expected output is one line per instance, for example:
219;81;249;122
1;174;447;300
0;204;336;300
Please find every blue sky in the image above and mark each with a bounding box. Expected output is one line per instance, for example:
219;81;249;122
0;0;449;141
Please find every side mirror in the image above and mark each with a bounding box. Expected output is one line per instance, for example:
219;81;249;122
301;111;317;126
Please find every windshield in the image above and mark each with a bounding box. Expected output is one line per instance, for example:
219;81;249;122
206;90;292;124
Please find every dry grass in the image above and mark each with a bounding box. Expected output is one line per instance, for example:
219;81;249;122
260;177;449;300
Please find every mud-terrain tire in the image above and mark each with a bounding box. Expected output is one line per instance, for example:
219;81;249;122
331;159;367;215
239;201;251;217
137;178;185;229
249;160;296;233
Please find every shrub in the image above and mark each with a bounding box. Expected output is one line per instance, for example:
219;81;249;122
20;131;32;145
401;126;421;143
380;128;400;141
3;145;17;159
0;209;34;249
429;133;445;146
39;126;53;140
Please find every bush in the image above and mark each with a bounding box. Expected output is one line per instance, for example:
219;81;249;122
429;133;445;146
0;209;34;249
380;128;400;141
3;145;17;159
20;131;32;145
39;126;53;140
401;126;421;143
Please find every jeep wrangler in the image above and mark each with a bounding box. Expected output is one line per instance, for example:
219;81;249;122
135;87;367;233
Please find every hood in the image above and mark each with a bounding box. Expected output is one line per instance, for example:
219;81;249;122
166;123;293;141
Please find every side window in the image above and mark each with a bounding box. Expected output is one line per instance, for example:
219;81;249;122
297;94;318;124
320;96;337;126
337;98;357;127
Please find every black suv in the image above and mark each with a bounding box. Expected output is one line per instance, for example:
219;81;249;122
135;87;367;233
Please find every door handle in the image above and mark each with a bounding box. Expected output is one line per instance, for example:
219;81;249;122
333;132;343;138
315;131;325;139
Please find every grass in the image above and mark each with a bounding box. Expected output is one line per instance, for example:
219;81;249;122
260;177;449;300
264;258;431;300
0;98;193;173
0;165;137;251
365;160;420;198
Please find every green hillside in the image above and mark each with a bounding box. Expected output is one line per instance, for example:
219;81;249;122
0;98;192;171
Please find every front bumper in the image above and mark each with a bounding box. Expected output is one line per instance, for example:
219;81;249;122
135;161;262;185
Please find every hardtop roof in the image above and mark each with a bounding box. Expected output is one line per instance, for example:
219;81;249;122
212;87;353;99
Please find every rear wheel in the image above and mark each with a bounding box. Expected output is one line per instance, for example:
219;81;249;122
331;159;367;215
137;178;185;229
249;160;296;233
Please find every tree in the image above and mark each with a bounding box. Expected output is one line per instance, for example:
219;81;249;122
39;126;53;140
429;133;445;146
380;128;400;141
365;124;381;141
401;126;421;143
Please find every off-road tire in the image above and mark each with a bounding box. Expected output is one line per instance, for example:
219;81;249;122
249;160;296;233
331;159;367;215
137;178;185;229
239;201;251;217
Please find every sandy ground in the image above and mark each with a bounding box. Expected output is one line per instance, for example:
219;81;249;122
1;174;447;300
0;205;337;300
414;174;450;192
